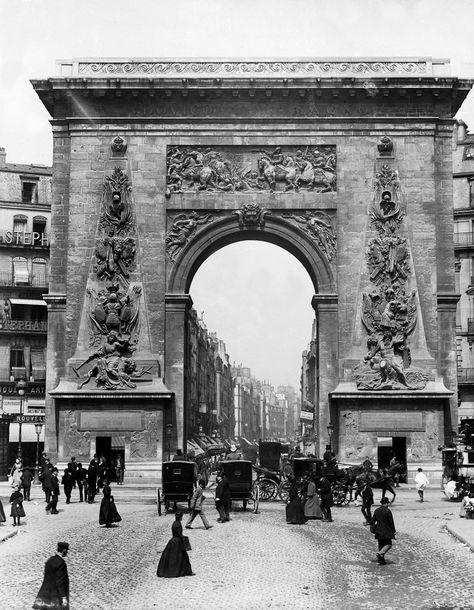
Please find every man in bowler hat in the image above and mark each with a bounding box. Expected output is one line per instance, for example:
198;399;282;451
33;542;70;609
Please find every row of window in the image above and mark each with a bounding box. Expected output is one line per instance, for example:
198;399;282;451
0;347;46;381
0;257;47;286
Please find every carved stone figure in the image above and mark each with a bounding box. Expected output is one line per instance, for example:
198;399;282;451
354;331;428;390
165;145;336;194
366;235;409;286
100;167;134;235
377;135;393;155
63;411;91;458
166;211;220;262
95;231;136;281
233;202;270;229
87;283;141;346
130;413;160;459
370;190;403;234
282;211;336;261
111;135;127;156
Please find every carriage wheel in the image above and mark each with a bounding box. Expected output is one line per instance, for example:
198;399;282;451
255;478;277;501
253;483;260;514
278;480;292;503
157;489;162;516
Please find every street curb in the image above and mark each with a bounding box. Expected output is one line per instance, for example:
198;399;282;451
0;529;18;544
444;525;474;552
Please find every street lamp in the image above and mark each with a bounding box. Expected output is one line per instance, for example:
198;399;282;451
33;423;43;484
166;423;173;461
326;421;335;450
15;377;27;462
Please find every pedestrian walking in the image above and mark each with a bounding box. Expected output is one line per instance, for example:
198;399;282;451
185;480;213;530
318;476;334;522
361;480;374;525
32;541;70;610
215;472;231;522
45;469;60;515
371;497;396;565
41;466;54;504
285;477;307;524
9;486;25;526
157;512;195;578
10;458;22;488
414;467;430;502
87;458;98;503
61;466;74;504
69;457;78;485
114;454;124;485
303;475;324;520
75;462;88;502
99;480;122;527
20;466;33;501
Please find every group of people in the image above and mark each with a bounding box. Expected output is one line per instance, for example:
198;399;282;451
285;473;334;524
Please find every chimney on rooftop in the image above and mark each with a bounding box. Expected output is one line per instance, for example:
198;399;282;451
0;148;6;167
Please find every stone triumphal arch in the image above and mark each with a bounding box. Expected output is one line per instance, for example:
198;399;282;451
33;58;473;480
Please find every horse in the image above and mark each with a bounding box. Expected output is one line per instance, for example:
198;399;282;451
357;469;397;504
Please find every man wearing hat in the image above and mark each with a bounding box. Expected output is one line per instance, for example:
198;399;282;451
371;497;396;565
224;444;241;460
33;542;70;609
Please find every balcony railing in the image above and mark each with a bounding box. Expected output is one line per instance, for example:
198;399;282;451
454;232;474;246
459;368;474;382
0;272;48;287
0;319;47;333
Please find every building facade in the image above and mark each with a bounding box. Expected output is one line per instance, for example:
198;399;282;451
32;58;472;478
0;147;50;470
453;121;474;423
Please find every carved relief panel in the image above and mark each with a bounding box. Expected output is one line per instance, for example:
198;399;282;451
166;145;336;195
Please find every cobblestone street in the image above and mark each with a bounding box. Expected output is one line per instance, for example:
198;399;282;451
2;484;474;609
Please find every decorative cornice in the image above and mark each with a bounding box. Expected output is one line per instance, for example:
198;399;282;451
73;59;433;78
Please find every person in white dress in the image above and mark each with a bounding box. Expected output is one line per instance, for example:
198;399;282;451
414;468;430;502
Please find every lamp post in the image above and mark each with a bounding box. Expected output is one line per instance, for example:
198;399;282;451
326;421;335;451
33;423;43;484
166;423;173;461
15;377;27;462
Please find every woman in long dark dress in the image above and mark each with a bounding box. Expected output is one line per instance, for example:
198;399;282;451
9;486;25;526
157;512;194;578
99;480;122;527
285;477;307;524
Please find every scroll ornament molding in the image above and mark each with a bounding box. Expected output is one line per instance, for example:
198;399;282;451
282;211;336;261
165;146;336;195
78;61;428;77
166;211;221;262
234;202;270;229
354;163;428;391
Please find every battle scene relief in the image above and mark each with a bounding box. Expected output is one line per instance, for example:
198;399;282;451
166;145;336;195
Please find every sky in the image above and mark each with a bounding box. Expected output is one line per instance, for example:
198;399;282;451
1;0;474;388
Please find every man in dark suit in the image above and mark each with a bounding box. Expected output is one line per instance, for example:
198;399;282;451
33;541;70;609
372;497;396;565
45;469;60;514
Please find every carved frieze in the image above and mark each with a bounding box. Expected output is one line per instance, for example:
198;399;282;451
166;211;221;262
77;60;428;77
234;203;270;229
282;211;336;261
63;410;91;458
166;146;336;195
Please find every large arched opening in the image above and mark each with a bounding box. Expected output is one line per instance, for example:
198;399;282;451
164;216;338;455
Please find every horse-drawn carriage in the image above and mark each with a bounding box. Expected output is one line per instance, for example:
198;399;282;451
157;461;195;516
220;460;260;513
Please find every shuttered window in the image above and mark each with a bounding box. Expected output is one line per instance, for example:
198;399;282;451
30;349;46;380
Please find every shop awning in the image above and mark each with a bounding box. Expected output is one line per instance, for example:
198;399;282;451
9;299;47;307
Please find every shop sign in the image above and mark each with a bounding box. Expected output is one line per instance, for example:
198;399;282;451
300;410;314;422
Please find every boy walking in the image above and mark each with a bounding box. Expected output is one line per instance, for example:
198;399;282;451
414;467;430;502
185;480;213;530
